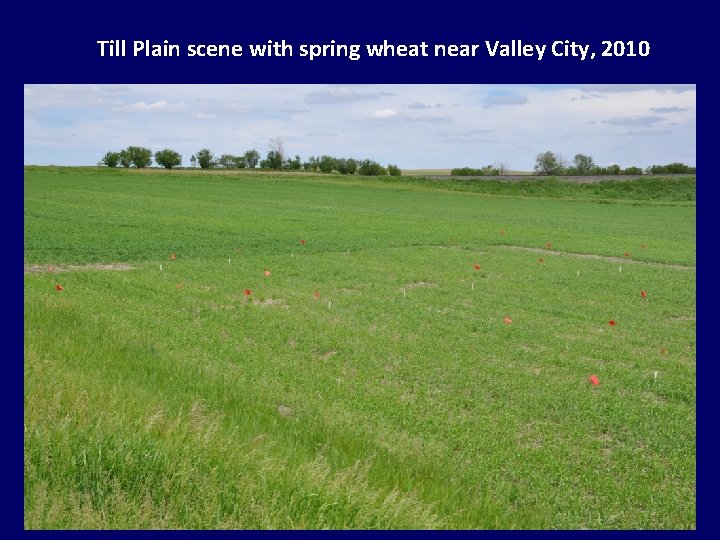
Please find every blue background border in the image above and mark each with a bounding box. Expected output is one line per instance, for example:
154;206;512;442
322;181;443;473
12;0;707;535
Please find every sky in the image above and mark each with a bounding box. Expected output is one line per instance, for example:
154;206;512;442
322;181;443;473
24;84;696;171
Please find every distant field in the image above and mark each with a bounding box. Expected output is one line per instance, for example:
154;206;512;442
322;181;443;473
24;167;695;529
402;169;531;176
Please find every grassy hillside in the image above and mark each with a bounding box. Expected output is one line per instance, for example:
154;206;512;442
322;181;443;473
24;167;695;529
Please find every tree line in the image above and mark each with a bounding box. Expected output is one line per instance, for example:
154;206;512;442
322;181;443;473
451;152;696;176
100;146;695;177
99;142;401;177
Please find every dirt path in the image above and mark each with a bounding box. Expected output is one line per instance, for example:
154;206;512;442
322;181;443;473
24;263;136;273
498;245;695;271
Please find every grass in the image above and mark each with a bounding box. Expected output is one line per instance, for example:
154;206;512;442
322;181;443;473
378;174;696;204
24;167;695;529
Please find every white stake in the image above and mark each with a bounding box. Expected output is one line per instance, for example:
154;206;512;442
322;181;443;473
291;253;294;258
654;370;658;380
160;264;163;271
328;300;331;308
228;258;231;264
471;282;474;290
403;288;406;298
619;266;622;273
577;270;580;276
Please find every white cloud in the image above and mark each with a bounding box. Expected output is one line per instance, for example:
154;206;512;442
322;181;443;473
116;100;185;112
372;109;398;119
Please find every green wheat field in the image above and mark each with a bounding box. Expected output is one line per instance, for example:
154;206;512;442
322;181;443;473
24;167;696;529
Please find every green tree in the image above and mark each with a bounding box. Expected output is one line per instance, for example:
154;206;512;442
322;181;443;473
260;150;284;169
345;158;358;175
99;151;121;168
318;155;337;173
336;158;353;174
244;149;260;168
195;148;215;169
154;149;182;169
387;164;401;176
303;156;319;171
358;159;386;176
268;138;285;166
119;149;132;168
572;154;595;175
662;162;696;174
623;166;643;175
190;155;197;168
533;151;565;175
125;146;153;168
218;154;237;168
284;155;302;170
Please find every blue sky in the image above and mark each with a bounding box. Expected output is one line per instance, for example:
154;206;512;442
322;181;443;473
24;84;696;170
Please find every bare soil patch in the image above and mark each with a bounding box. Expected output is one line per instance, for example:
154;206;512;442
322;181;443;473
25;263;136;273
498;246;695;271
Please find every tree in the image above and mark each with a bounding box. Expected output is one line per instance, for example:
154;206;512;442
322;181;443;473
318;155;337;173
118;149;132;168
190;155;197;168
154;148;182;169
284;155;302;170
125;146;153;168
218;154;236;168
387;164;401;176
303;156;319;171
534;151;565;175
336;158;351;174
260;150;284;169
217;154;247;169
268;137;286;166
358;159;386;176
345;158;358;175
244;149;260;168
195;148;215;169
623;166;643;175
336;158;358;175
572;154;595;175
99;151;121;168
494;161;509;175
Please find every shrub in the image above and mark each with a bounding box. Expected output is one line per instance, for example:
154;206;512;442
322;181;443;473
387;164;401;176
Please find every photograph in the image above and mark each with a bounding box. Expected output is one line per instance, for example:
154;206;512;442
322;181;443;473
24;84;696;529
